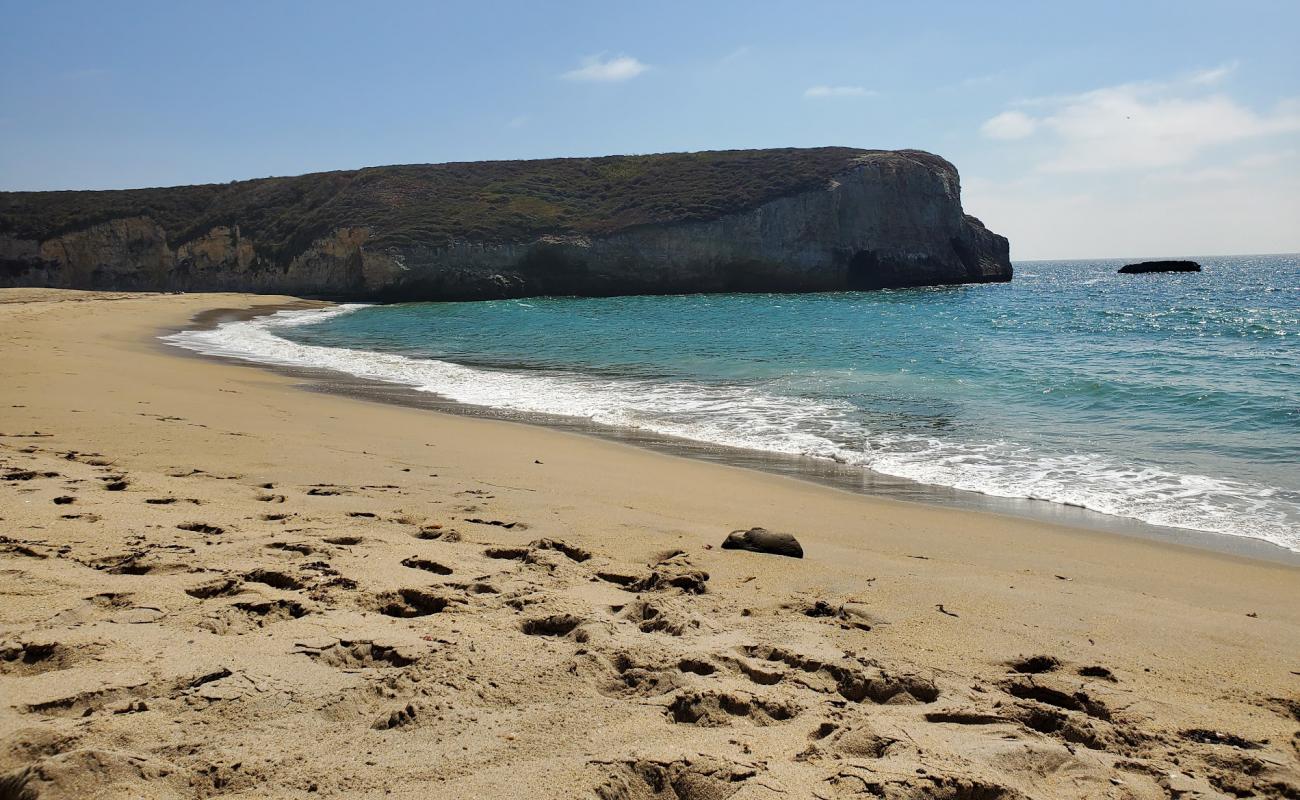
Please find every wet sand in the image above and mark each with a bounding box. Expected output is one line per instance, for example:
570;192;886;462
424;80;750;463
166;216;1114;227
1;288;1297;799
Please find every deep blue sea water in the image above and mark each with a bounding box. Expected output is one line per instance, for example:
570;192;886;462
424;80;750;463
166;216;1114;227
166;254;1300;551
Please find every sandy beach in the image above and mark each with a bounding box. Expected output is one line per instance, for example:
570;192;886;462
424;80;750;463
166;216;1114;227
1;288;1296;799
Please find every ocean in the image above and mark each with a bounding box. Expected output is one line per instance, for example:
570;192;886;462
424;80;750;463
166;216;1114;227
165;253;1300;554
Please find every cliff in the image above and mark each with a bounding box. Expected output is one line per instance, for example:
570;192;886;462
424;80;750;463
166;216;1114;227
0;148;1011;300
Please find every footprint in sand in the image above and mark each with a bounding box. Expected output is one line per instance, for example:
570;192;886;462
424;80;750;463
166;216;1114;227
176;522;224;535
400;557;453;575
323;535;363;546
665;690;799;727
199;599;311;635
242;569;306;591
371;588;459;618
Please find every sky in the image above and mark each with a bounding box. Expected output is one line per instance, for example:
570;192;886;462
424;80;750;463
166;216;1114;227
1;0;1297;260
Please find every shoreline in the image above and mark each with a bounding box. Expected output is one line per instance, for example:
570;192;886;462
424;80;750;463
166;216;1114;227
2;288;1297;799
163;299;1300;566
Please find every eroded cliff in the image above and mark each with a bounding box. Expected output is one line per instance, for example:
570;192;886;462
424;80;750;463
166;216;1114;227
0;148;1011;299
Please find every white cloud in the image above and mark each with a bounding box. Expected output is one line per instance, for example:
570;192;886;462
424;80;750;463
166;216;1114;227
804;85;877;99
981;110;1037;140
1189;61;1238;85
561;54;649;83
965;167;1300;259
980;69;1300;173
505;115;529;129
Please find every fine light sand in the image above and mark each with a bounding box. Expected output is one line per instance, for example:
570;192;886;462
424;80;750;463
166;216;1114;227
0;289;1296;800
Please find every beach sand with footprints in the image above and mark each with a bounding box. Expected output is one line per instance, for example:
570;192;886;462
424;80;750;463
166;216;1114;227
0;289;1297;799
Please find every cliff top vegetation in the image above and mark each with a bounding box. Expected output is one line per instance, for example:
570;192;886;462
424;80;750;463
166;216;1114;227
0;147;954;262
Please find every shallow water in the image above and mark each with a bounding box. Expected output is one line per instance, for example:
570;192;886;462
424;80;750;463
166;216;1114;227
165;254;1300;552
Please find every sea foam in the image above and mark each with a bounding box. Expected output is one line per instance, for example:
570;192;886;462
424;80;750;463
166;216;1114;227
164;302;1300;553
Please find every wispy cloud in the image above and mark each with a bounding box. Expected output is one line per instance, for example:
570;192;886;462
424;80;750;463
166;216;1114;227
1188;61;1238;86
804;85;877;99
505;115;529;129
720;46;752;64
981;110;1037;140
980;66;1300;172
561;54;649;83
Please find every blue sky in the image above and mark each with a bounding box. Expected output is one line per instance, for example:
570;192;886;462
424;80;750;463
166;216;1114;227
2;0;1297;259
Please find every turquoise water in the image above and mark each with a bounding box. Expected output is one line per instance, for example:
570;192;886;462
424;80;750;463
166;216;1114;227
168;254;1300;551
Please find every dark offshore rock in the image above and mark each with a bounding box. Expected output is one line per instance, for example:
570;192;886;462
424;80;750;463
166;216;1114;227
721;528;804;558
1118;260;1201;274
0;148;1012;299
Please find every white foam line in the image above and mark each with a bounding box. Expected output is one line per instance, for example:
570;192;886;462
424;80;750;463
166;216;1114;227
162;306;1300;553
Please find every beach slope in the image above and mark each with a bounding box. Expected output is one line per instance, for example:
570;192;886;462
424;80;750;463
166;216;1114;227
0;289;1296;799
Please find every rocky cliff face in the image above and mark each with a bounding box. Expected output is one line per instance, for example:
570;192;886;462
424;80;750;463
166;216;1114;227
0;149;1010;299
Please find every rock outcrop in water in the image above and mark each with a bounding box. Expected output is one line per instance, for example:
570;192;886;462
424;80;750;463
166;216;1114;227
1118;260;1201;274
0;148;1011;299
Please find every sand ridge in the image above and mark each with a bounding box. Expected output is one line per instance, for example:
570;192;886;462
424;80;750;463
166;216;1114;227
0;289;1297;799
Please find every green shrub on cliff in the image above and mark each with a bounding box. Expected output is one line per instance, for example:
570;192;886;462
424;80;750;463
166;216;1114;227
0;147;935;264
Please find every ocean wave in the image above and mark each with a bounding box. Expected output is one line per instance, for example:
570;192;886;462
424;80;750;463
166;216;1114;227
163;306;1300;552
